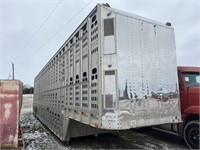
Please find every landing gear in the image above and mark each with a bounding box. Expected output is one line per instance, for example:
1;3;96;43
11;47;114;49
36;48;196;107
184;120;199;149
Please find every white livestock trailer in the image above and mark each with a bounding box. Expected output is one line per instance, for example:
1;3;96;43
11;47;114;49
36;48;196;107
33;3;181;143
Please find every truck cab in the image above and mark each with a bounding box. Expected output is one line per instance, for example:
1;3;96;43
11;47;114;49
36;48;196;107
178;66;200;149
153;66;199;149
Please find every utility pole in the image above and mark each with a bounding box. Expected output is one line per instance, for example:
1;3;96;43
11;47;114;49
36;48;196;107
12;63;14;80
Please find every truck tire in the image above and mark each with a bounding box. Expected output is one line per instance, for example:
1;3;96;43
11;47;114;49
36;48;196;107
184;120;199;149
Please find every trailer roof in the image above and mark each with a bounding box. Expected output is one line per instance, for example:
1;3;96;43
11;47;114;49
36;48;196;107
102;4;174;29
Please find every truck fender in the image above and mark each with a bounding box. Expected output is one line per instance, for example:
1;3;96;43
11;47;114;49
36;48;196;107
184;106;200;115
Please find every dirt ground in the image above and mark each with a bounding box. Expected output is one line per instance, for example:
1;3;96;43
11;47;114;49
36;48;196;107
20;95;188;150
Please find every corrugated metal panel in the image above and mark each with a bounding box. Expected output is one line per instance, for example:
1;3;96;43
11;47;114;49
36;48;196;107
0;80;23;148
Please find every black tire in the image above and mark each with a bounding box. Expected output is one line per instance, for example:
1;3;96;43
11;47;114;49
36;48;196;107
184;120;199;149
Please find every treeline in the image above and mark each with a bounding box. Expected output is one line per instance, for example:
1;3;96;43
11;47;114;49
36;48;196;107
23;87;34;94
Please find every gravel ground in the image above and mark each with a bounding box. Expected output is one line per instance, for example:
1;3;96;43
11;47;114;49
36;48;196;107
20;95;188;150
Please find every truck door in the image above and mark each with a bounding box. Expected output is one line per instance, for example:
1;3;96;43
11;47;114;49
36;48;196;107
182;72;200;109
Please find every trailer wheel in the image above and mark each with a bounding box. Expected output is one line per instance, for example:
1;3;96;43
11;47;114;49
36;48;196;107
184;120;199;149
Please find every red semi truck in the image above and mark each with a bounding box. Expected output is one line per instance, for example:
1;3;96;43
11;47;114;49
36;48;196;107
154;66;200;149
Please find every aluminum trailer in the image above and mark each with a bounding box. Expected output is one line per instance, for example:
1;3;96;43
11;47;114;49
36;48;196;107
33;3;181;143
0;80;23;148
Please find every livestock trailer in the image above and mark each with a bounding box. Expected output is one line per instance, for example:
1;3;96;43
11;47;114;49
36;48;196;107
0;80;23;148
33;3;181;143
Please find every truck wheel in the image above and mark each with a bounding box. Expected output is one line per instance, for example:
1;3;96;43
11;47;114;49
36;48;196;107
184;120;199;149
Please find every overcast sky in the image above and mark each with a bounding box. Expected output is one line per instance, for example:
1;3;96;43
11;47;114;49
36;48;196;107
0;0;199;86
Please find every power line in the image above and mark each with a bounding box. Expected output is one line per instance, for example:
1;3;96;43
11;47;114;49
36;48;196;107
15;0;63;61
20;0;93;64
